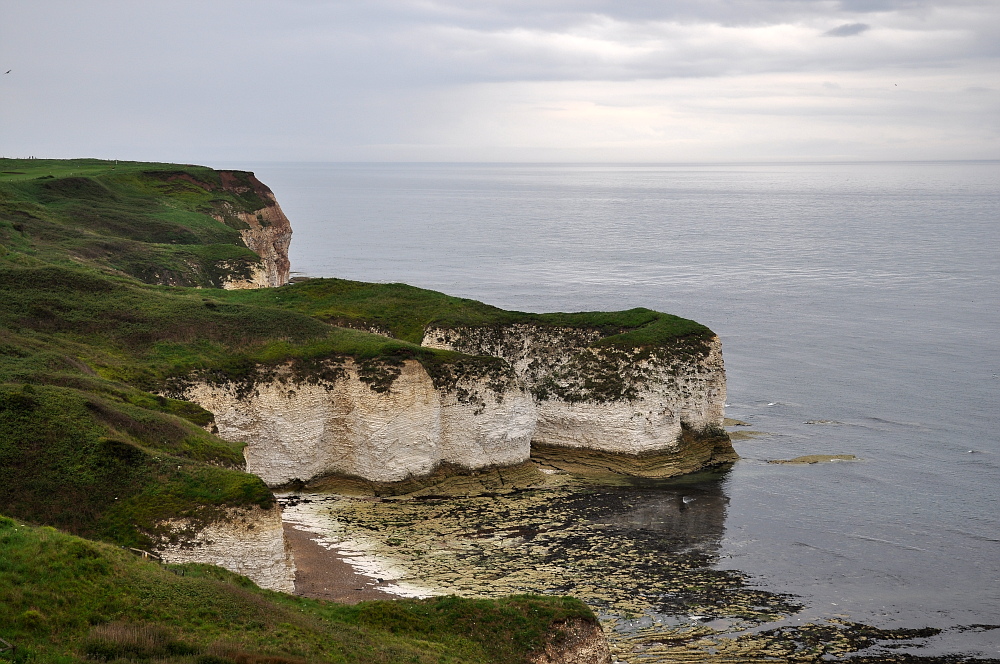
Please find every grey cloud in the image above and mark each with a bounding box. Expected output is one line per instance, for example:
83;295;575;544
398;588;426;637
825;22;871;36
2;0;999;162
364;0;944;29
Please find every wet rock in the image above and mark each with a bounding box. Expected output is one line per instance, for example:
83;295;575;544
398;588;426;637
769;454;858;464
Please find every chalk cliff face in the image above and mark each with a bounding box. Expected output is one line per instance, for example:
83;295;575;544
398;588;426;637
215;171;292;289
179;359;535;485
154;505;295;592
421;325;731;470
180;321;732;484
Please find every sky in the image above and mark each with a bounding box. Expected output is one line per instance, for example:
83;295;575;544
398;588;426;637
1;0;998;163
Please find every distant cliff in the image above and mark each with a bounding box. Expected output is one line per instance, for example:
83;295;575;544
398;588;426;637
0;159;290;289
213;171;292;288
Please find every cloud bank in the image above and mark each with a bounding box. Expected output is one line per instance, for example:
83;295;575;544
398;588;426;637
1;0;998;161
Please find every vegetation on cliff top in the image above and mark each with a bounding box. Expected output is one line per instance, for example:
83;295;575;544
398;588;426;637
0;516;597;664
0;158;267;288
0;383;272;549
220;277;714;350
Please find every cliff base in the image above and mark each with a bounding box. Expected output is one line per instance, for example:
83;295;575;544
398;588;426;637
531;427;737;479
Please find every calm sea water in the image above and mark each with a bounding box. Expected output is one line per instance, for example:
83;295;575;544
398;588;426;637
227;161;1000;656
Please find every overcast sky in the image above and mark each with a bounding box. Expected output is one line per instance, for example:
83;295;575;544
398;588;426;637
1;0;998;162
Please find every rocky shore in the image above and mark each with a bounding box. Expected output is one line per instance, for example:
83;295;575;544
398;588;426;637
273;456;988;664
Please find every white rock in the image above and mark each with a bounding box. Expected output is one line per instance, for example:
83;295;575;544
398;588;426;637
155;505;295;592
423;325;726;455
182;359;535;485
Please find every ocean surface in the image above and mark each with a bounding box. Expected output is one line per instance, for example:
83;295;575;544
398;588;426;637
227;161;1000;657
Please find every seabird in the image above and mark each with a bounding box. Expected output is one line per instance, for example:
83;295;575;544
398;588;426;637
3;70;10;75
682;496;696;504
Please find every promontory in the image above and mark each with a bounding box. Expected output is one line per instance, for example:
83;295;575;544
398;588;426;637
0;158;734;663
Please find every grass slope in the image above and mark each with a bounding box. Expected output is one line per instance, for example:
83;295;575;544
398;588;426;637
0;383;270;548
221;277;714;349
0;158;267;288
0;516;596;664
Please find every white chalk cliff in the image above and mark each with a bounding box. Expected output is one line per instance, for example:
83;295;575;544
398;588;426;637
179;323;732;485
154;505;296;592
422;324;726;454
181;358;536;485
423;324;733;477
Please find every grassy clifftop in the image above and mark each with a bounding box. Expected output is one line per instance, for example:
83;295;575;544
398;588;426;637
221;277;714;350
0;158;269;288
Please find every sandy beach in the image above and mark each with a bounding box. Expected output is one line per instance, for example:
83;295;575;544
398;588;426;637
282;523;397;603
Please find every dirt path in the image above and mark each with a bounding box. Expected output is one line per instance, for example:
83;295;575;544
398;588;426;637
282;523;397;603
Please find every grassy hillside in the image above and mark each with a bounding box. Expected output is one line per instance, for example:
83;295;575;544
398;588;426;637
0;383;271;548
0;516;596;664
0;158;268;288
0;262;484;542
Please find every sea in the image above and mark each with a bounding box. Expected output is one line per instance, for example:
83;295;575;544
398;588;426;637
225;160;1000;657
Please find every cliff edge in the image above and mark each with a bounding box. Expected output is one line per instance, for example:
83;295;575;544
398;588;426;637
213;170;292;288
0;158;290;289
176;280;736;485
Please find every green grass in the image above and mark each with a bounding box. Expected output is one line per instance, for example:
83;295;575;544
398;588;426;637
0;158;269;288
0;517;596;664
0;263;492;395
221;277;713;349
0;384;270;548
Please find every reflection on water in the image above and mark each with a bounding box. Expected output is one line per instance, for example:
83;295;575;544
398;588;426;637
595;480;730;555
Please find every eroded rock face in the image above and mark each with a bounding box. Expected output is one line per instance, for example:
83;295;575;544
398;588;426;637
422;324;605;386
215;171;292;289
180;359;536;485
183;324;731;484
422;325;729;458
529;618;611;664
154;505;295;592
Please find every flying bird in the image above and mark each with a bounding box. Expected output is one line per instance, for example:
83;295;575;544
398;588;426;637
3;70;10;75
